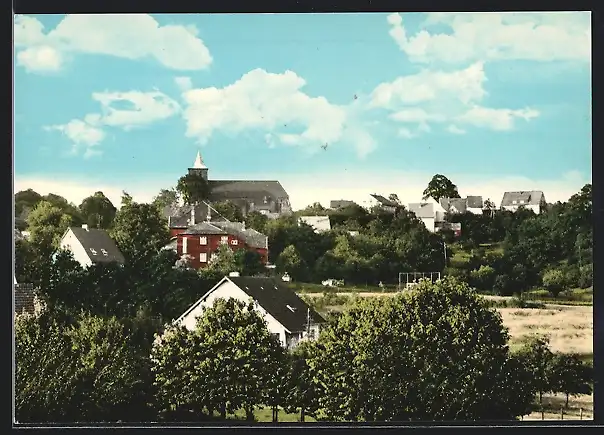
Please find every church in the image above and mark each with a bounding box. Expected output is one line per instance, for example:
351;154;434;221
163;152;292;228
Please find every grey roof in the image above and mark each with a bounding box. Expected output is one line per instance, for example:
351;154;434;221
441;198;467;213
227;276;325;332
69;227;125;264
209;180;289;202
466;196;483;209
407;202;435;219
182;222;227;235
211;221;268;249
299;216;332;232
163;202;223;228
370;194;399;208
330;199;356;209
501;191;545;207
15;283;36;315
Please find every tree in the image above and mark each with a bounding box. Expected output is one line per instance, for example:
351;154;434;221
388;193;401;204
470;265;496;291
245;211;269;234
153;188;179;210
548;353;592;408
307;277;532;421
276;245;308;282
483;198;496;216
110;193;170;262
542;269;566;298
283;341;319;422
422;174;460;202
151;298;286;421
297;202;327;216
26;200;73;254
79;191;117;229
15;188;43;218
176;173;211;204
212;201;244;222
234;249;265;276
516;335;554;405
206;244;239;275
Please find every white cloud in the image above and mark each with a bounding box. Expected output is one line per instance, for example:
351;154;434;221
44;119;106;157
397;127;415;139
447;124;466;135
387;12;590;64
370;62;539;134
16;45;62;73
14;14;212;73
174;76;193;91
181;68;374;157
15;170;590;212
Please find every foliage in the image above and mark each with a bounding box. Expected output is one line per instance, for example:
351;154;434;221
469;265;496;291
515;335;554;405
422;174;460;202
206;244;238;275
152;188;179;210
15;311;156;423
234;249;265;276
78;191;117;229
151;298;286;421
212;200;244;222
110;193;171;262
542;269;567;298
548;353;593;408
176;173;211;204
307;277;531;421
26;200;73;253
283;341;319;421
276;245;309;282
245;211;269;233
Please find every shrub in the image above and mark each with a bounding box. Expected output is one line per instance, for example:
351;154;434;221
469;265;496;291
542;269;566;298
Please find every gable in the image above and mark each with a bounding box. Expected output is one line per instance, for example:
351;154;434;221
209;180;289;201
69;227;125;264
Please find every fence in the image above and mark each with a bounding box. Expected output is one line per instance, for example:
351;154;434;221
522;407;588;421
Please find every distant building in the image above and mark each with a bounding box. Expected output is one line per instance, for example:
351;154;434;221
440;196;484;215
164;220;269;270
500;191;546;214
14;282;43;316
173;275;325;349
59;225;125;268
369;193;399;213
330;199;357;209
299;215;331;233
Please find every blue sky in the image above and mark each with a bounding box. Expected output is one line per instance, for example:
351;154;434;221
14;12;591;209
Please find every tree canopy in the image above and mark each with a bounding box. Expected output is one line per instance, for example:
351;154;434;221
176;173;211;204
422;174;461;202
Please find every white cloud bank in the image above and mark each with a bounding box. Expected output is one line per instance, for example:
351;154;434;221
14;14;212;73
387;12;591;65
15;170;589;212
45;90;181;157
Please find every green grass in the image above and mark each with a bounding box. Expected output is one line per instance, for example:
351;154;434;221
289;281;397;294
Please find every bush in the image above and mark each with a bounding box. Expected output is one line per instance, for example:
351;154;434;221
493;274;514;296
469;265;496;291
542;269;566;298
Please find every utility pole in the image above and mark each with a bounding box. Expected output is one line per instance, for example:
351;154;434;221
443;241;447;264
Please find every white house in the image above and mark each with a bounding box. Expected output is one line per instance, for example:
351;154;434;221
440;196;484;215
500;191;546;214
407;198;447;232
299;215;332;233
174;275;325;349
59;224;125;268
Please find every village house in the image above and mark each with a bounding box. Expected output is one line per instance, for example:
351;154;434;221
163;152;292;223
369;193;400;213
500;191;546;214
299;215;332;233
174;275;325;349
164;215;269;269
440;196;484;215
407;198;447;232
330;199;357;209
58;225;125;268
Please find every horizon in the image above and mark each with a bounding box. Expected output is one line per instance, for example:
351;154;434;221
14;12;592;211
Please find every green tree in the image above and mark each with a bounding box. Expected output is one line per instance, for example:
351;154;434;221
516;335;554;405
234;249;265;276
283;341;318;422
26;200;74;254
276;244;308;282
110;193;170;262
212;200;244;222
79;191;117;229
176;173;211;204
152;188;179;211
548;353;592;408
15;188;43;219
542;269;566;298
307;277;532;421
422;174;461;202
296;202;327;216
206;244;239;276
470;265;496;291
245;211;269;234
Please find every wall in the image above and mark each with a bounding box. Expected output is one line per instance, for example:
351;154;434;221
467;208;484;215
502;204;540;214
177;280;289;346
60;229;92;268
421;217;436;233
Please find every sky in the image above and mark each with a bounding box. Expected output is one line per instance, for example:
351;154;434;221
14;12;592;210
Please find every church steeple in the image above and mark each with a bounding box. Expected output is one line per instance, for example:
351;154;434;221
188;150;209;180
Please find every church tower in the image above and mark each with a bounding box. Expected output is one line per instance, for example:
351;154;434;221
188;151;208;181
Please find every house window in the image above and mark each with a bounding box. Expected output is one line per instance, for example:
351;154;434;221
220;236;228;244
101;249;108;256
89;248;97;255
231;239;238;246
182;237;188;254
200;253;207;263
519;200;524;204
512;200;517;205
200;236;207;245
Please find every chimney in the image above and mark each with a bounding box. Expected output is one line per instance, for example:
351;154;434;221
190;207;196;225
82;224;89;231
229;271;240;277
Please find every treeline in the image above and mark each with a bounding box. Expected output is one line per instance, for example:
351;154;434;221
16;277;591;423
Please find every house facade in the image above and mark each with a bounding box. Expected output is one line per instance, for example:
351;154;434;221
174;276;325;349
500;191;546;214
299;215;331;233
370;193;399;213
440;196;484;215
165;221;269;270
59;225;125;268
407;198;447;232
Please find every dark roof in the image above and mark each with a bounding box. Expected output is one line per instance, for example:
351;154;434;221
209;180;289;201
370;194;399;208
225;276;325;332
163;202;219;228
69;227;125;264
466;196;483;208
15;283;36;315
330;199;356;209
182;222;227;235
501;191;545;207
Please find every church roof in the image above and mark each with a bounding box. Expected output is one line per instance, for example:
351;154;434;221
208;180;289;201
191;151;207;169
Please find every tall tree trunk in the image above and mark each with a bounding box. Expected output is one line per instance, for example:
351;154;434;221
220;404;226;420
300;408;305;422
273;405;278;422
245;406;254;421
566;393;569;409
539;390;542;404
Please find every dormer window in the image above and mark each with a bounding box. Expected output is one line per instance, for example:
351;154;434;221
263;196;268;204
90;248;97;255
101;249;108;256
286;304;297;313
231;239;238;246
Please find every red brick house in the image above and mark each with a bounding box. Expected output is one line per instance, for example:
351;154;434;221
164;220;269;270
